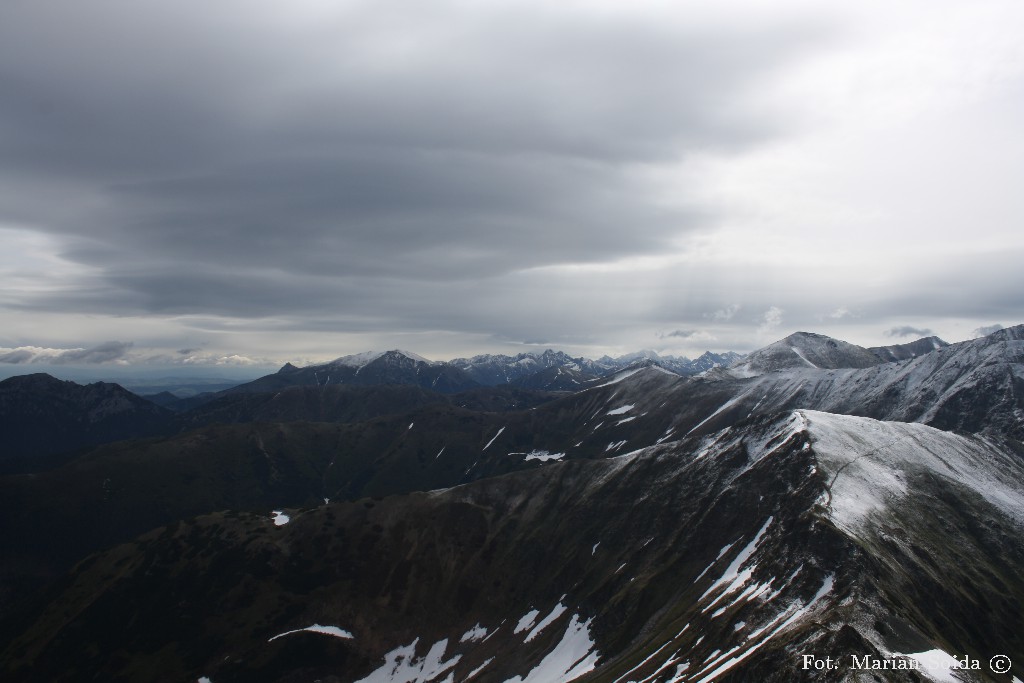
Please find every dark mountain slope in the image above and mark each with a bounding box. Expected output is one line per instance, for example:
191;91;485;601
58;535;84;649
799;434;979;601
868;336;948;362
228;350;480;395
178;383;555;429
451;349;598;385
509;364;598;391
5;411;1021;682
0;374;173;463
4;326;1019;604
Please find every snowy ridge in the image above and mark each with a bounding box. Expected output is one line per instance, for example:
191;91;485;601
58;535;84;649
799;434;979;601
330;350;387;368
674;325;1024;442
331;349;434;368
802;410;1024;535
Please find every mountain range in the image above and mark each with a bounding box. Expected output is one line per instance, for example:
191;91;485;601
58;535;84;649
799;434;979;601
1;327;1021;682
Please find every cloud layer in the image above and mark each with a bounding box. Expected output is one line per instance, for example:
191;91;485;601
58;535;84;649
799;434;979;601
2;1;1023;363
0;342;133;365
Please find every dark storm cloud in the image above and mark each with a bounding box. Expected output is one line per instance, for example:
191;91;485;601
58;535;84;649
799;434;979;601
0;1;830;325
885;326;933;338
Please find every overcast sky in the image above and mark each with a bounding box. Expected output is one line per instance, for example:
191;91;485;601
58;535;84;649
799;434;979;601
2;0;1022;372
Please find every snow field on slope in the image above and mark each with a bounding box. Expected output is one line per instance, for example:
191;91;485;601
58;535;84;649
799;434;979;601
802;410;1024;534
350;605;597;683
353;638;460;683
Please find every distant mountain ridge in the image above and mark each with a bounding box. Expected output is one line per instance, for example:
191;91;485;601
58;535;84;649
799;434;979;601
245;347;746;395
0;373;172;463
723;331;951;378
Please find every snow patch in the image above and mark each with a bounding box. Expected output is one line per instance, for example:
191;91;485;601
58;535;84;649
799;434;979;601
517;450;565;462
503;614;599;683
354;638;460;683
699;518;773;609
268;624;354;642
515;609;541;634
525;603;568;642
694;575;833;683
789;346;818;368
593;367;644;388
483;427;506;451
900;649;964;683
271;510;290;526
465;658;494;681
685;391;752;436
607;404;635;416
460;624;488;643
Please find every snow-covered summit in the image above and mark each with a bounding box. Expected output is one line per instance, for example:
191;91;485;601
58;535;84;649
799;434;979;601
330;349;434;368
728;332;882;377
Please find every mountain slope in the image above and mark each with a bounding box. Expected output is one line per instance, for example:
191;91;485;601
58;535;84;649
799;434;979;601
0;374;173;463
3;327;1024;682
868;336;949;363
5;410;1021;682
728;332;883;377
229;350;480;395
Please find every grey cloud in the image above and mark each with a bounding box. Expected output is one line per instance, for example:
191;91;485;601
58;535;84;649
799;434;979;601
973;324;1004;337
0;341;134;364
0;349;34;364
48;341;134;364
660;329;699;339
884;326;933;338
0;1;833;324
709;305;741;322
867;250;1024;322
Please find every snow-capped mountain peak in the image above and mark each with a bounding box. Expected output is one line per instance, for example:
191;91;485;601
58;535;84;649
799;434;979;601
330;350;387;368
728;331;882;377
330;349;434;368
